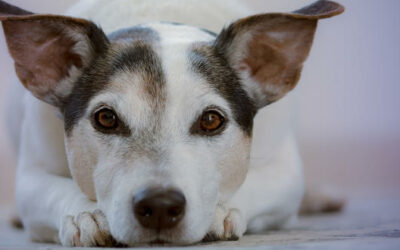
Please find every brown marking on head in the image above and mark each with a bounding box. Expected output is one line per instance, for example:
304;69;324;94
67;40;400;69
110;41;165;106
215;0;344;107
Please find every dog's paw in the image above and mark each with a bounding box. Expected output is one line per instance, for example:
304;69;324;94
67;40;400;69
59;209;114;247
204;206;246;242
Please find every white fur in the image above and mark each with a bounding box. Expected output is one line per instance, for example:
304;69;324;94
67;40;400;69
9;0;304;246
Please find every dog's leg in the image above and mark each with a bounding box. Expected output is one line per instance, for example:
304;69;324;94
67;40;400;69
16;169;115;247
209;133;304;237
15;96;113;247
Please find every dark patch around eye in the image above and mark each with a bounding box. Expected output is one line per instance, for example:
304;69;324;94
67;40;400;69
189;44;257;136
63;37;165;137
63;50;112;136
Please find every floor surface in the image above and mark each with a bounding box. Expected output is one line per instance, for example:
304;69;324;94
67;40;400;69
1;197;399;249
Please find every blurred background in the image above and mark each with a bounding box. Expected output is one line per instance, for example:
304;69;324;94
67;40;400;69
0;0;399;210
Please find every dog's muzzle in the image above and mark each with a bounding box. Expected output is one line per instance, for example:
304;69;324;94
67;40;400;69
133;187;186;230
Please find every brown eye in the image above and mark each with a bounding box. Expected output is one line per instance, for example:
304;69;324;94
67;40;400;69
95;108;118;129
199;111;225;133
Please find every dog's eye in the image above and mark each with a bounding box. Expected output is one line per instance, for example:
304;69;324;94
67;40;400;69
200;111;224;132
92;107;131;136
94;108;118;129
191;110;226;136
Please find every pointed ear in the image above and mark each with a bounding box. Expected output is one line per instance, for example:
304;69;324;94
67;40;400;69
215;0;344;108
0;2;109;107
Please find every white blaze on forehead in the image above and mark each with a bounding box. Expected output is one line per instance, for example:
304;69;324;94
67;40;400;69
148;23;230;125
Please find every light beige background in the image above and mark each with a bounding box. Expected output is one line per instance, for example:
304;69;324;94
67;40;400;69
0;0;399;208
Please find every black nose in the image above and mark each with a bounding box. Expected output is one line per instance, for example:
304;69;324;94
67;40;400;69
133;187;186;230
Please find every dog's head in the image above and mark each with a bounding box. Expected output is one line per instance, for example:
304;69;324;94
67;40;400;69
0;0;343;245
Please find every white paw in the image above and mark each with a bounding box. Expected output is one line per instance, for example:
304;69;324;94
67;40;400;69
204;206;246;242
59;209;114;247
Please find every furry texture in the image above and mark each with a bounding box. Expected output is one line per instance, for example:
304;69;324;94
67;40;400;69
1;0;344;246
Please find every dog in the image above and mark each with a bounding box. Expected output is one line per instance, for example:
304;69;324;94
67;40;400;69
0;0;344;246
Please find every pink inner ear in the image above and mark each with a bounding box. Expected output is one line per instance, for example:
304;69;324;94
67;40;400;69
5;20;83;99
244;34;285;81
241;33;298;101
237;18;316;103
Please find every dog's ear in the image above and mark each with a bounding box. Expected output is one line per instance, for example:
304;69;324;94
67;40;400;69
0;1;109;107
215;0;344;108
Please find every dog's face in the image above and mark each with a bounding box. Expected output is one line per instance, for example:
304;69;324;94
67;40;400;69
65;23;255;244
0;0;343;245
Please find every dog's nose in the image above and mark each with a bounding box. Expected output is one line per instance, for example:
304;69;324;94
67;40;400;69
133;187;186;230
